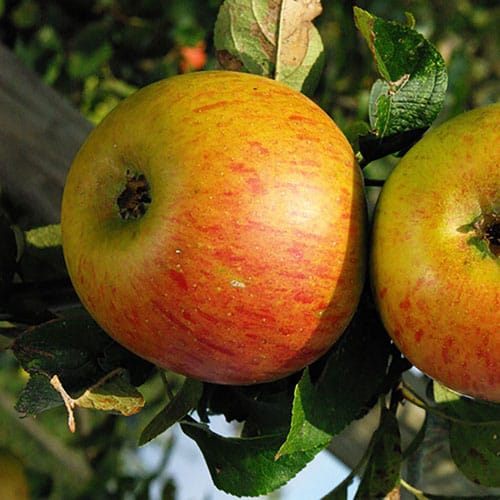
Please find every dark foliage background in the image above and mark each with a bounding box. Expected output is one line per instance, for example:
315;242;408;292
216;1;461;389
1;0;498;126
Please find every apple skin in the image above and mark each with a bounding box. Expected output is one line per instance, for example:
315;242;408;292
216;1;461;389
61;70;366;385
371;103;500;402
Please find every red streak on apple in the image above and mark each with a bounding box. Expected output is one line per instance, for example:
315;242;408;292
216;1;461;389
62;71;366;385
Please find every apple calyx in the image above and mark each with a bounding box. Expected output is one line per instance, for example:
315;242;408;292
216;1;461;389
460;211;500;259
117;170;151;220
483;212;500;257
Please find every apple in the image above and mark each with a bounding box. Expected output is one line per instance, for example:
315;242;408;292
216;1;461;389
371;103;500;402
61;70;366;385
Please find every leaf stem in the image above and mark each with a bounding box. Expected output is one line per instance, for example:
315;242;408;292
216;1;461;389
400;383;429;410
274;0;286;81
50;374;76;433
161;371;176;401
400;478;428;499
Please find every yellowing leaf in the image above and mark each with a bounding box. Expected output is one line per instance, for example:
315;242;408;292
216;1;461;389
276;0;322;66
74;369;145;416
214;0;324;94
49;370;145;433
214;0;276;75
24;224;61;249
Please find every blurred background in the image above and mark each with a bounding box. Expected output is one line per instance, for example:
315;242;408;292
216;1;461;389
0;0;498;498
1;0;498;126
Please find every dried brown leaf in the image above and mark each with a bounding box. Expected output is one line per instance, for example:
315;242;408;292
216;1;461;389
277;0;322;67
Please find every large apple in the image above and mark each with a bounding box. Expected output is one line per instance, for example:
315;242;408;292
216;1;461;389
371;103;499;402
61;70;366;385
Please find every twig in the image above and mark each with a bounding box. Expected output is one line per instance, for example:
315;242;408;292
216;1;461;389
400;382;499;427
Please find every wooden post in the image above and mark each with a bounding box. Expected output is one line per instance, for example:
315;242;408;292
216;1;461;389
0;43;92;228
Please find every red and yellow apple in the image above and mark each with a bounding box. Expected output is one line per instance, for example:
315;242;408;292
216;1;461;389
61;70;366;385
371;103;500;402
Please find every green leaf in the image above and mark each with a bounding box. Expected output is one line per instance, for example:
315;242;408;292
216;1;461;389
13;315;153;415
139;378;203;446
10;0;40;29
277;297;394;458
449;421;500;488
355;408;402;499
214;0;324;95
67;21;113;80
433;384;500;488
322;482;348;500
354;7;447;158
68;43;112;80
181;419;318;496
15;373;63;415
13;25;64;85
433;382;500;425
358;127;427;164
202;379;294;437
13;316;112;392
98;332;156;388
214;0;274;75
277;368;331;455
170;0;207;46
24;224;62;248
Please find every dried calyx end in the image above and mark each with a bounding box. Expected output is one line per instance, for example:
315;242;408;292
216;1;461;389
481;212;500;257
117;170;151;220
460;211;500;259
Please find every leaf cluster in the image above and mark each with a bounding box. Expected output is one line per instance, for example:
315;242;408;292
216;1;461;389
0;0;222;123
